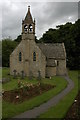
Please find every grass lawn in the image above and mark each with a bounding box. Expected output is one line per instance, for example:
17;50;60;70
3;77;39;91
39;70;78;118
2;67;9;78
0;67;2;79
0;68;2;120
78;70;80;91
2;67;39;91
2;68;68;119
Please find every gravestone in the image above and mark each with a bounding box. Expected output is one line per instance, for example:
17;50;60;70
13;70;17;79
21;70;24;79
2;78;10;83
37;70;41;81
29;71;33;80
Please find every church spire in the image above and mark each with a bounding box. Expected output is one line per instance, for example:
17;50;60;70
25;6;33;24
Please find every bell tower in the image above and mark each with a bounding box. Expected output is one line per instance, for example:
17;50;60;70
22;6;35;40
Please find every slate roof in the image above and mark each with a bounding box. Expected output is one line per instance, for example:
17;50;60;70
37;43;66;60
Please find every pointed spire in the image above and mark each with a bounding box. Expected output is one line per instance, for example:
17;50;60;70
25;6;33;23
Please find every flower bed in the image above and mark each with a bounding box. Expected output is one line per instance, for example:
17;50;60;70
3;82;55;104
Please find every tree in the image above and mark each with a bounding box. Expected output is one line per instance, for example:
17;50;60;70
14;35;22;43
2;39;17;67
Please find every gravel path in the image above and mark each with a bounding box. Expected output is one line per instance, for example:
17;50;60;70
13;76;74;119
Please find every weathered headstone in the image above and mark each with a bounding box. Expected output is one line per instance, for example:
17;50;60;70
21;70;24;79
13;70;17;79
37;70;41;81
29;71;33;80
2;78;10;83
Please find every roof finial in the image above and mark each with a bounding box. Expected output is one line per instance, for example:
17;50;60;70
28;5;30;11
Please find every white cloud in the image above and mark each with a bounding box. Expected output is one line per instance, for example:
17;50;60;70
1;1;78;40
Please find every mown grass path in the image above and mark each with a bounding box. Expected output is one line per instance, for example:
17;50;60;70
14;76;74;118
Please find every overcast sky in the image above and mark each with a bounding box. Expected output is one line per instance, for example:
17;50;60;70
0;0;79;40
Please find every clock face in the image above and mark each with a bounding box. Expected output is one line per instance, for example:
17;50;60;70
24;25;28;32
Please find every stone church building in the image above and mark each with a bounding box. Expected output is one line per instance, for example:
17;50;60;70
10;6;66;78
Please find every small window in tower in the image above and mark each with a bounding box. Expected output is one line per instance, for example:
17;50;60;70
57;61;59;66
19;52;22;61
29;24;33;32
33;52;36;61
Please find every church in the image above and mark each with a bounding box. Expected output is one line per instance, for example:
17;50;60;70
10;6;67;78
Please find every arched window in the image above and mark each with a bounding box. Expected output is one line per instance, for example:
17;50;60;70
24;24;28;32
19;52;22;61
29;24;33;32
33;52;36;61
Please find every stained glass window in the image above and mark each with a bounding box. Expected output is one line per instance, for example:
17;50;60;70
19;52;22;61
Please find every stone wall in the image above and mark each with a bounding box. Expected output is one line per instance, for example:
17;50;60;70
56;59;66;75
46;67;56;77
29;40;46;78
10;40;30;76
22;33;35;41
10;39;46;78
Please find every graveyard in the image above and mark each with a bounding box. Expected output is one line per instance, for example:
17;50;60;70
2;67;79;119
2;67;67;118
